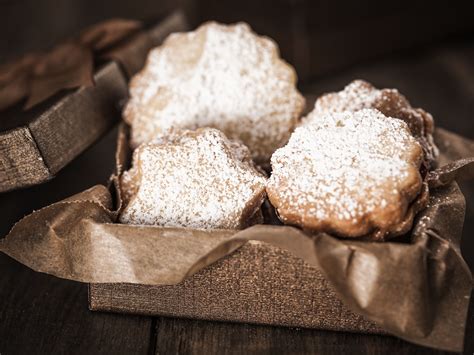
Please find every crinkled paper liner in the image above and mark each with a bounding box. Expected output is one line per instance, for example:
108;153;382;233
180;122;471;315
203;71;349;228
1;127;473;352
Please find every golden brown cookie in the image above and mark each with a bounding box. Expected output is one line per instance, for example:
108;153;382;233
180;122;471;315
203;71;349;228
119;128;267;229
267;109;424;239
303;80;438;169
123;22;305;164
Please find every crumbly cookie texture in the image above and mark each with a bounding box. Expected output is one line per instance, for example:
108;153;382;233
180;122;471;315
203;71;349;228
123;21;305;164
303;80;438;169
267;109;424;238
119;128;267;229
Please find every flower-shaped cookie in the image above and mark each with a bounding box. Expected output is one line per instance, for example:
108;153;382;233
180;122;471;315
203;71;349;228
303;80;437;169
268;109;424;239
123;22;305;164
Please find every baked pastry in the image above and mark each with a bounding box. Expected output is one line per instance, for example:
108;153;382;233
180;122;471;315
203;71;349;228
123;22;305;164
303;80;438;169
119;127;267;229
267;109;425;240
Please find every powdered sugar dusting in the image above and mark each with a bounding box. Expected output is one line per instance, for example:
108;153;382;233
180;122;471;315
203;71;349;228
310;80;381;115
119;128;267;229
123;21;305;163
303;80;438;168
267;109;423;237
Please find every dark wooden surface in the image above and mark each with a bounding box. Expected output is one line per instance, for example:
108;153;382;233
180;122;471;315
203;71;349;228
1;28;474;355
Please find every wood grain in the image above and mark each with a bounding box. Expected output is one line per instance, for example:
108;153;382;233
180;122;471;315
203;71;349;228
0;253;153;355
153;317;456;355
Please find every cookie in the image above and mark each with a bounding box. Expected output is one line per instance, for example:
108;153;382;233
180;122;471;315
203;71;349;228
303;80;438;169
123;22;305;164
267;109;424;239
119;127;267;229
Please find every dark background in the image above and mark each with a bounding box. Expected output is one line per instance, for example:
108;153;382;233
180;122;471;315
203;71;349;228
0;0;473;354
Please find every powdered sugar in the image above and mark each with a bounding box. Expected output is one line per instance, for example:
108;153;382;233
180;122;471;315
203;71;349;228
123;22;305;163
303;80;438;168
267;109;423;237
119;128;267;229
311;80;381;115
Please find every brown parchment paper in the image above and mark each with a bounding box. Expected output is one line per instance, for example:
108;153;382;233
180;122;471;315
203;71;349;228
0;127;473;352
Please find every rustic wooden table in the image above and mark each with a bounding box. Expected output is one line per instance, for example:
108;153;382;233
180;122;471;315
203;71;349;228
0;36;473;355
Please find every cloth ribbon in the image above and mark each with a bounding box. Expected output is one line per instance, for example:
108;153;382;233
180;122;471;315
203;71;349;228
0;18;148;111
